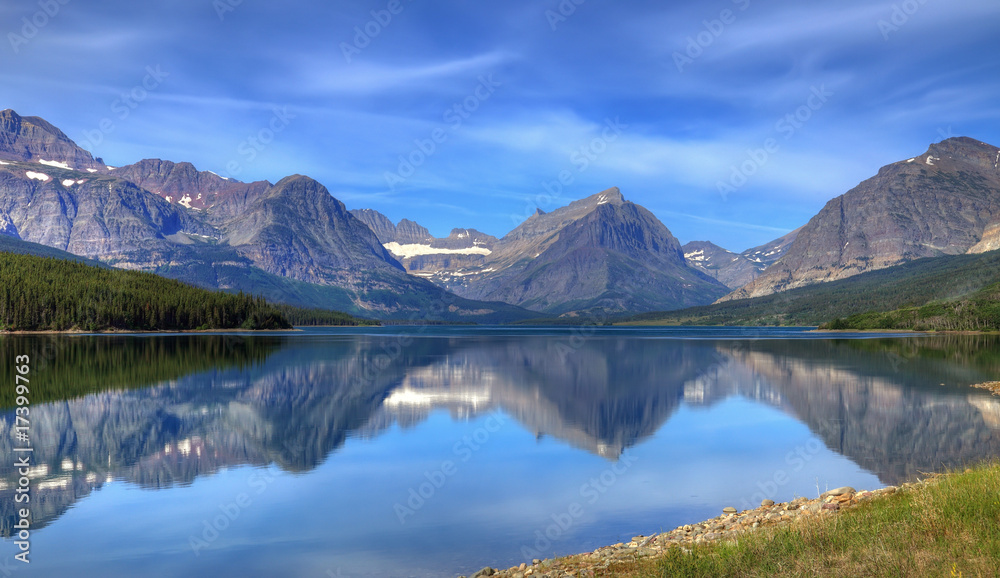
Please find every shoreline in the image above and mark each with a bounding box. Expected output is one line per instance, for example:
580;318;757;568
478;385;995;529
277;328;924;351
466;477;941;578
0;327;304;335
972;381;1000;395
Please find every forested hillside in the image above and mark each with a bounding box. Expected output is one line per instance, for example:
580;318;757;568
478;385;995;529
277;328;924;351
0;253;291;331
824;281;1000;331
275;304;378;326
621;250;1000;327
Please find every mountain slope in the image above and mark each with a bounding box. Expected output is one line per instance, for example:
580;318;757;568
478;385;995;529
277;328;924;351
0;234;108;267
741;227;801;268
723;138;1000;301
451;187;729;314
223;175;405;280
681;230;799;290
349;209;433;244
0;159;207;265
623;249;1000;327
823;278;1000;331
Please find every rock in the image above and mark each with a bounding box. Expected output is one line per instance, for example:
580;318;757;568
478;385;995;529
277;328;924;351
532;560;541;565
722;507;737;515
821;486;856;499
472;567;495;577
761;499;775;507
519;563;527;571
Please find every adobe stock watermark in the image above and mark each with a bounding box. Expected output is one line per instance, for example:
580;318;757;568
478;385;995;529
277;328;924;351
340;0;415;63
7;0;71;54
213;0;245;22
673;0;751;73
509;117;628;225
716;84;833;200
520;453;639;561
738;438;822;511
393;410;507;524
221;106;296;179
79;66;170;152
188;469;278;555
547;309;611;362
383;74;501;191
878;0;931;41
0;555;25;576
937;125;957;141
546;0;588;31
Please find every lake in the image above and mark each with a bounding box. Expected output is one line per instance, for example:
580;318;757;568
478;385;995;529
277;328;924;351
2;327;1000;577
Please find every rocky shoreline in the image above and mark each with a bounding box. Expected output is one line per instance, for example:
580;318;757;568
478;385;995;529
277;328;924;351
462;479;938;578
972;381;1000;395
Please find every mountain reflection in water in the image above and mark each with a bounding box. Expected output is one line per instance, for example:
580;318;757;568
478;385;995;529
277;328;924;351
2;329;1000;540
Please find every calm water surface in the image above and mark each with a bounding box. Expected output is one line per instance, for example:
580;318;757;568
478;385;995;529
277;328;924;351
2;327;1000;577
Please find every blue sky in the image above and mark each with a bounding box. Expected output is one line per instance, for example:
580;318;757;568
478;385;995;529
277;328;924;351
1;0;998;251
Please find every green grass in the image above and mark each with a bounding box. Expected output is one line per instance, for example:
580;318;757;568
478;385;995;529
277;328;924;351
600;461;1000;577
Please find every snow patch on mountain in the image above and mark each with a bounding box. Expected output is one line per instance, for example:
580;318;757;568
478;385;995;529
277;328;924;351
39;159;72;170
384;242;492;258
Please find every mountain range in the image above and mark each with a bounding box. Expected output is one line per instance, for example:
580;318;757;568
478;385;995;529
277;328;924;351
0;110;532;321
681;228;800;290
355;187;730;315
2;107;1000;321
0;109;730;319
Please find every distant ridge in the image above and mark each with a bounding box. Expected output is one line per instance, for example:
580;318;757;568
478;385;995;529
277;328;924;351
723;137;1000;301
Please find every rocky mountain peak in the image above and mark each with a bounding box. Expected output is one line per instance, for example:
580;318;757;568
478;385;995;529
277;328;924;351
0;109;105;171
574;187;625;209
721;137;1000;301
395;219;432;244
349;208;396;243
110;158;265;212
434;228;497;250
923;137;1000;172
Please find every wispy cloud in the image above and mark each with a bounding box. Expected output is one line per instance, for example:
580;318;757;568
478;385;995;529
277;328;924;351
283;51;515;96
1;0;997;251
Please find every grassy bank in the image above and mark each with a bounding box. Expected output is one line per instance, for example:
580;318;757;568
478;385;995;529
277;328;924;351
601;461;1000;577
